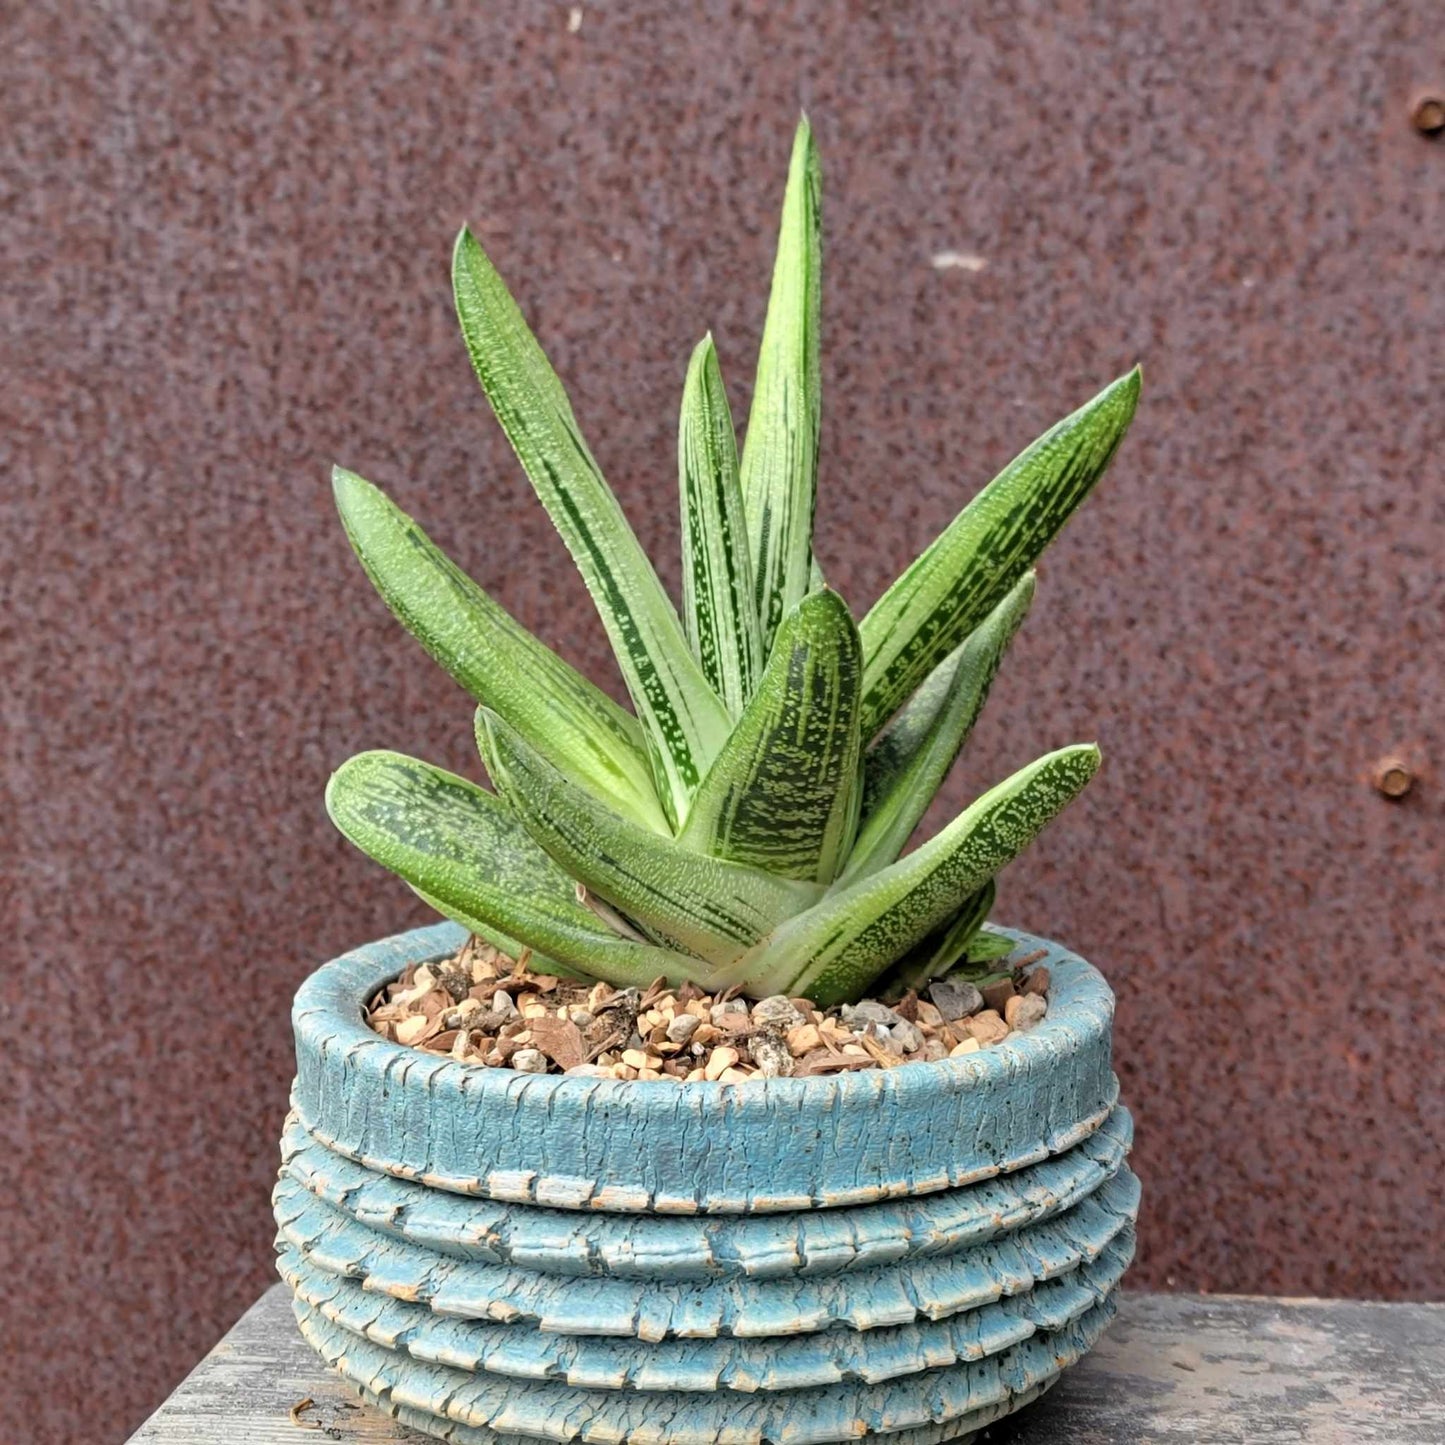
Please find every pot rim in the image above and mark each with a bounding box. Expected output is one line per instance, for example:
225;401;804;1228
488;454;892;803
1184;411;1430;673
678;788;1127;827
290;921;1116;1211
294;920;1113;1103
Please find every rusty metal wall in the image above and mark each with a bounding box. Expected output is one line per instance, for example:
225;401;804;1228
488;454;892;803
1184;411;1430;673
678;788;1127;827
3;3;1441;1441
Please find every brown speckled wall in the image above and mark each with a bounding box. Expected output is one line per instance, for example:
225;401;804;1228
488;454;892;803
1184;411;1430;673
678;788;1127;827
4;3;1442;1441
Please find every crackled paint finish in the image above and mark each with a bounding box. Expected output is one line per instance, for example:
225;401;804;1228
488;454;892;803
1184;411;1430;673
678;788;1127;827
294;1296;1117;1445
278;1107;1134;1279
291;923;1117;1212
277;923;1135;1443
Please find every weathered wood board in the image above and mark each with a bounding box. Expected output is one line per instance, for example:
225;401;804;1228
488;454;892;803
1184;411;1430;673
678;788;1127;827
127;1286;1445;1444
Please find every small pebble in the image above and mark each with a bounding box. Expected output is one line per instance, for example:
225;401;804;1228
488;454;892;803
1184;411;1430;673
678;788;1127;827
704;1046;740;1080
511;1048;548;1073
965;1009;1010;1045
492;989;517;1019
889;1020;925;1055
395;1016;432;1045
748;1029;795;1078
1023;967;1051;997
949;1038;982;1057
435;959;473;1002
786;1023;823;1056
666;1013;700;1045
929;978;983;1023
440;999;479;1030
1005;993;1047;1032
751;995;805;1030
710;999;749;1026
980;978;1016;1014
841;1000;903;1030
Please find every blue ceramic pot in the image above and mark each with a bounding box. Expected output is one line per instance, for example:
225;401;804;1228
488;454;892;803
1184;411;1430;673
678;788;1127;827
276;922;1138;1444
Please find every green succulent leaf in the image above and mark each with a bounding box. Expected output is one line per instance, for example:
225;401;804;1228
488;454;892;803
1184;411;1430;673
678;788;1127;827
841;572;1036;884
740;116;823;655
956;930;1019;966
883;880;996;996
332;468;668;834
406;886;582;980
678;589;863;884
479;710;822;970
737;743;1102;1006
859;368;1140;737
325;751;692;987
453;227;732;827
678;335;760;716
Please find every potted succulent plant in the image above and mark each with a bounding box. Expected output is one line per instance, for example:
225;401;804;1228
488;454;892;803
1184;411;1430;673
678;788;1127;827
276;118;1142;1444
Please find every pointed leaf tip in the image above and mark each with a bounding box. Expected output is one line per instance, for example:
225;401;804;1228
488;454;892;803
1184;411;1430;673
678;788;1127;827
740;115;823;655
679;331;759;715
859;369;1141;736
845;571;1038;884
330;467;667;831
452;223;731;823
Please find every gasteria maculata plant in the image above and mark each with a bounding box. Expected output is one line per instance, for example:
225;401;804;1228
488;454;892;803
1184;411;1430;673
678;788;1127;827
326;119;1140;1010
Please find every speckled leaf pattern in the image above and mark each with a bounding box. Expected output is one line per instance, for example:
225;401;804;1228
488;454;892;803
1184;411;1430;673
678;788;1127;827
453;227;731;827
332;469;668;834
325;753;696;986
859;369;1140;737
885;882;997;996
844;574;1036;884
678;591;862;885
327;131;1137;1003
679;336;760;718
744;745;1102;1005
740;118;823;655
480;712;821;969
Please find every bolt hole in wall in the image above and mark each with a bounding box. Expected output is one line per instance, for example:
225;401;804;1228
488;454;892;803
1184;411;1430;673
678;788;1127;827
1410;91;1445;134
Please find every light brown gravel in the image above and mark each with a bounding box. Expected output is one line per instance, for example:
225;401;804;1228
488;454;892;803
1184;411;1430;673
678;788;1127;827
364;935;1051;1083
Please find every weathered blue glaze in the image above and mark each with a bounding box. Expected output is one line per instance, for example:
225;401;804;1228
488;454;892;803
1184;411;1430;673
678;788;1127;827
278;1107;1134;1279
276;922;1138;1443
277;1233;1134;1392
292;923;1117;1212
273;1166;1138;1337
292;1293;1119;1445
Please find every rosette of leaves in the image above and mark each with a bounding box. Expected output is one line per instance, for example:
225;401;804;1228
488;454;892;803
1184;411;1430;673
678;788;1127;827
326;119;1140;1008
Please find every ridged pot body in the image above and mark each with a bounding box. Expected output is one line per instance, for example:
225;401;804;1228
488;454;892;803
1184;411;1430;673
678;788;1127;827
275;922;1139;1445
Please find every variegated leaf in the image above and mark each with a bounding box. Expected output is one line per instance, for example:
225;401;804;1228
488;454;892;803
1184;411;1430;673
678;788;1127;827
736;744;1101;1006
842;572;1035;883
859;369;1140;737
407;885;583;980
678;334;760;716
479;710;822;970
882;880;995;996
325;751;694;987
740;116;823;654
453;228;732;827
678;589;863;884
333;468;668;833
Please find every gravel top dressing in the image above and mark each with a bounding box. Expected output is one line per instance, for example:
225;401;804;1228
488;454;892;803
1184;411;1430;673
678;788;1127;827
366;935;1052;1084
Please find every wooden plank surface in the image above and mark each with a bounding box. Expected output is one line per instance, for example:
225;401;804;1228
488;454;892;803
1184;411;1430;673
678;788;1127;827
128;1285;1445;1444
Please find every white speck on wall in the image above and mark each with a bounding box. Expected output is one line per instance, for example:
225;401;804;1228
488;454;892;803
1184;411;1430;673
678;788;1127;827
567;6;584;32
931;251;988;272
